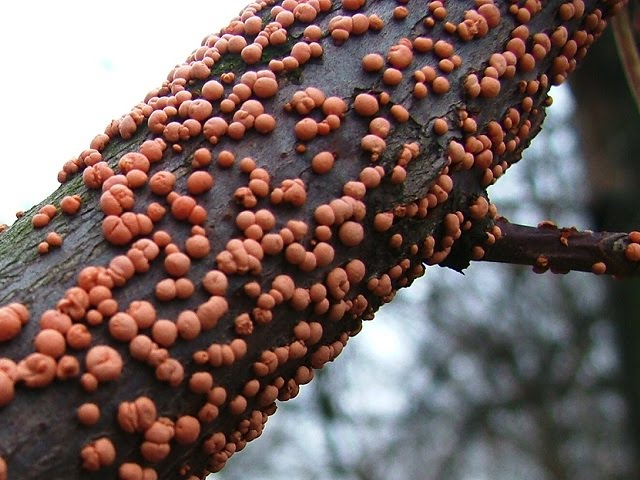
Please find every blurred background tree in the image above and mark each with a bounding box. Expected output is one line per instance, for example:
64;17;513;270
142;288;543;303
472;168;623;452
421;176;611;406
211;27;640;480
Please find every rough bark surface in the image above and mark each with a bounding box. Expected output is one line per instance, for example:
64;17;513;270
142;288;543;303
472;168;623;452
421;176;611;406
0;1;627;479
482;217;640;275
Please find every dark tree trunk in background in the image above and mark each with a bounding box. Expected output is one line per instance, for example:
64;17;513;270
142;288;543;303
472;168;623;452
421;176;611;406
571;28;640;472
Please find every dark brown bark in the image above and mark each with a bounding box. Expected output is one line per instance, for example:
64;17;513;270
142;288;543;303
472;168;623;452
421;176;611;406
481;216;640;276
0;1;627;479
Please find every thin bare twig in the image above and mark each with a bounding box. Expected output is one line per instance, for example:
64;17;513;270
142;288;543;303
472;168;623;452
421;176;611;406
480;217;640;276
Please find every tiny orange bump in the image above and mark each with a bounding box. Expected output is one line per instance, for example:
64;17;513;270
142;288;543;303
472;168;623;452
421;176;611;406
108;312;138;342
218;150;235;168
45;232;63;248
77;403;101;426
390;104;410;122
55;354;80;380
185;234;211;259
383;68;403;86
78;373;99;394
322;96;347;116
338;221;364;247
127;300;156;329
311;151;335;174
192;148;212;168
155;358;184;387
80;437;116;471
362;53;384;72
18;353;56;388
433;118;449;135
0;304;28;342
254;113;276;134
85;346;123;382
60;195;82;215
413;82;428;98
66;323;92;350
253;77;279;98
175;415;201;445
294;118;319;141
37;242;49;255
118;463;144;479
176;311;201;341
353;93;379;116
0;372;14;407
164;252;191;278
33;329;66;358
186;171;214;196
625;243;640;262
149;171;176;196
387;44;413;69
155;279;177;302
31;213;50;229
393;6;408;19
432;76;450;94
39;204;57;219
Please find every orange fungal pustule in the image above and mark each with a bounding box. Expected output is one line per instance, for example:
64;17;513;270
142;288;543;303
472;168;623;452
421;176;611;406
0;303;29;343
0;371;15;407
85;346;123;382
80;437;116;471
77;402;101;426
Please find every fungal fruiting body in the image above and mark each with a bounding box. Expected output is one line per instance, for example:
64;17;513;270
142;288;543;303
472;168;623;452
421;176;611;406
0;0;627;478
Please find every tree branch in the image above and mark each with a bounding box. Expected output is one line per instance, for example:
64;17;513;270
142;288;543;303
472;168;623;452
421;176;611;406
480;217;640;275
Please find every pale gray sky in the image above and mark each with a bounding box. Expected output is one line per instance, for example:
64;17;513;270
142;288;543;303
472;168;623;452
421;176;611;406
0;1;244;225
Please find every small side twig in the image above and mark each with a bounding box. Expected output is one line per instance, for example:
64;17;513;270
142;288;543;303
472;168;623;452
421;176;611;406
480;217;640;276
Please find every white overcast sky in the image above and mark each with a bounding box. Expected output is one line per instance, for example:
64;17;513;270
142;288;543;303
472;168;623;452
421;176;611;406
0;1;244;225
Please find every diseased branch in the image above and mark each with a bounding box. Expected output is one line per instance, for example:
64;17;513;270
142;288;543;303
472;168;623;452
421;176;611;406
480;217;640;275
